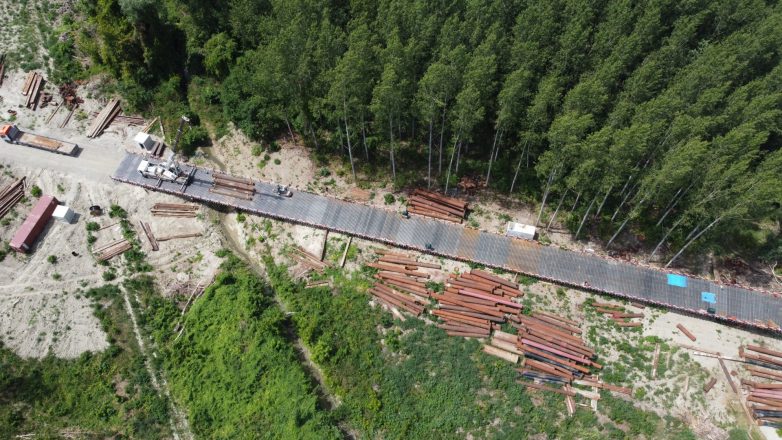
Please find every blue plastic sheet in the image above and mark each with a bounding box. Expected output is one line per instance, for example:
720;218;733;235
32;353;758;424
701;292;716;304
667;274;688;288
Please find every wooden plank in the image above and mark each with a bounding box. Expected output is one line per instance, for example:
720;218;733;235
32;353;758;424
719;358;738;394
676;323;697;341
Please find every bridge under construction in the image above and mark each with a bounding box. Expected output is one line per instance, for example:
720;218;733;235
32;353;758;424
112;153;782;334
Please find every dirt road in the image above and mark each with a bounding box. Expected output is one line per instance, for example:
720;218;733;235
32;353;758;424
0;138;125;183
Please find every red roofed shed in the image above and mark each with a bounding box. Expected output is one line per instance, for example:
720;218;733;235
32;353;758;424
10;195;59;253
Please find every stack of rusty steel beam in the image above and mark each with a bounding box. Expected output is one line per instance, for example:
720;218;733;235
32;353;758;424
739;345;782;427
589;301;643;328
368;250;433;316
431;268;523;339
0;177;25;219
151;203;199;217
211;172;256;200
407;189;467;223
513;311;600;383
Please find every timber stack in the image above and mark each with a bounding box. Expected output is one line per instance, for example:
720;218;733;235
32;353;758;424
151;203;199;218
408;189;467;223
87;98;121;138
587;301;644;328
367;250;435;316
94;239;132;261
90;111;145;126
22;72;45;110
431;268;523;339
0;177;25;219
211;172;256;200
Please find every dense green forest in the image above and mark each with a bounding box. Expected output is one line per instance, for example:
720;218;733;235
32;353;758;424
64;0;781;265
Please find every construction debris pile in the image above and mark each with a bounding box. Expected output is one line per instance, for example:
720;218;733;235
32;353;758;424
211;172;256;200
587;301;643;328
408;189;468;223
21;72;45;110
0;177;25;219
740;344;782;428
367;250;438;317
151;203;199;218
431;269;523;338
87;98;121;138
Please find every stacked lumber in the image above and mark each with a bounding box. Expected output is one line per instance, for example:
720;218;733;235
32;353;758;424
211;172;255;200
368;251;433;316
23;72;44;109
90;111;144;126
407;189;467;223
151;203;198;217
739;345;782;427
431;269;523;338
94;239;132;261
87;98;121;138
0;177;25;219
587;301;643;328
21;71;35;95
513;310;599;383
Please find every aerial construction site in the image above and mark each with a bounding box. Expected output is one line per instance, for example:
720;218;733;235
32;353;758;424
1;1;781;439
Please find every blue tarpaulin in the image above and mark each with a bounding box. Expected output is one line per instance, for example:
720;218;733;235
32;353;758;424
701;292;716;303
667;274;688;288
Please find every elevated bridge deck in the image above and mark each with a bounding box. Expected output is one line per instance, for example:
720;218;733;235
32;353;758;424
113;153;782;334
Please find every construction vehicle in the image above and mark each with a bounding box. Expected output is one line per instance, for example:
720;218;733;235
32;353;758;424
1;124;77;155
137;115;191;182
137;151;186;182
275;184;293;197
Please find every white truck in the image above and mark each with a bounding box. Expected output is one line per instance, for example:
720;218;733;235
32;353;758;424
1;124;77;156
137;152;186;182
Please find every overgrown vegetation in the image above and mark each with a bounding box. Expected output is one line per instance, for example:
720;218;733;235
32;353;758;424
145;255;341;438
0;284;171;437
262;258;694;438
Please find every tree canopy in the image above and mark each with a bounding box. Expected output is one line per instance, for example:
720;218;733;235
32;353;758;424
73;0;782;264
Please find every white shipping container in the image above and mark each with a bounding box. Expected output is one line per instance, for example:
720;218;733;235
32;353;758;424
134;132;156;151
506;222;536;240
52;205;76;224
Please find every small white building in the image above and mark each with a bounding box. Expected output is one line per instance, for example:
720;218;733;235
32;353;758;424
134;132;156;151
506;222;536;241
52;205;76;224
